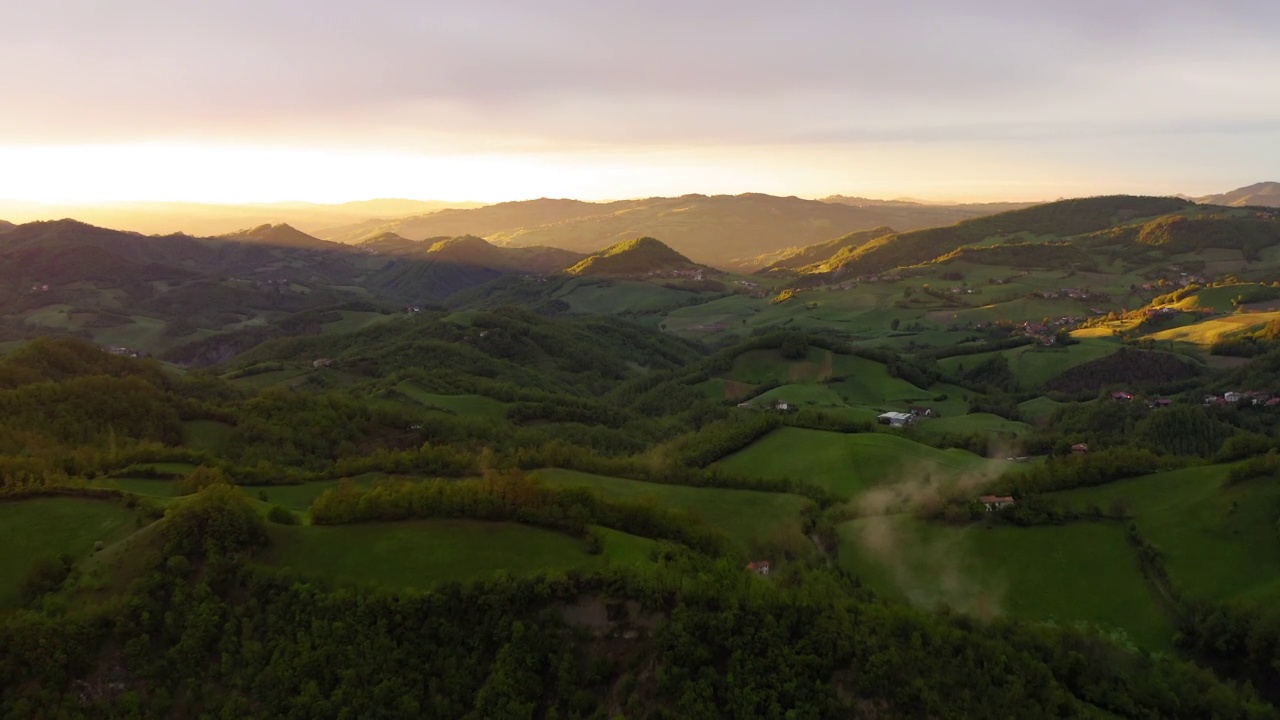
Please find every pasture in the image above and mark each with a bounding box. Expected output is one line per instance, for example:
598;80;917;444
532;468;812;551
0;498;139;607
1049;465;1280;604
838;516;1174;651
715;427;1004;501
260;520;654;589
396;382;510;420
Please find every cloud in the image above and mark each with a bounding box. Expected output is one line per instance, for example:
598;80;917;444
2;0;1278;150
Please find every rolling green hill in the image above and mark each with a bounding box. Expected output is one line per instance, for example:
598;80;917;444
564;237;702;277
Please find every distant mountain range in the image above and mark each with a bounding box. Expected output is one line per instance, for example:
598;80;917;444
316;194;1064;270
0;199;485;237
1193;181;1280;207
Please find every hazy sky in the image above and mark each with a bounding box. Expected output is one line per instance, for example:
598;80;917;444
1;0;1277;203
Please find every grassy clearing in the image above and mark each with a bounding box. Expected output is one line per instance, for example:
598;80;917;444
396;382;510;420
0;498;139;607
914;413;1031;439
939;338;1119;389
1049;465;1280;604
1019;396;1068;422
715;427;1002;500
1144;311;1280;347
837;516;1174;651
321;310;396;334
182;419;234;452
532;468;812;551
557;280;693;315
260;519;653;589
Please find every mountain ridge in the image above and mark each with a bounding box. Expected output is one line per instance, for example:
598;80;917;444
317;193;1037;270
1195;181;1280;207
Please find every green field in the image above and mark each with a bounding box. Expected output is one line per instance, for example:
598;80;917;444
1050;465;1280;604
939;338;1120;389
914;413;1031;439
838;516;1174;651
395;383;510;420
260;520;654;589
555;280;694;315
1144;311;1280;347
182;419;234;452
715;427;1005;501
532;468;812;551
0;498;139;607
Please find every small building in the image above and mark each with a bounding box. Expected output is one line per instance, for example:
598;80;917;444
877;411;915;427
909;406;934;418
1224;391;1243;403
978;495;1016;512
1071;443;1089;454
774;399;790;412
312;358;333;369
736;401;753;409
745;560;771;576
1149;397;1173;408
1111;391;1134;402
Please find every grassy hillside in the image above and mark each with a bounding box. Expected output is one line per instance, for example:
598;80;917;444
756;226;895;273
1050;465;1280;604
797;196;1194;278
716;427;1004;500
564;237;700;277
0;498;142;607
838;516;1174;651
532;468;812;552
261;519;654;589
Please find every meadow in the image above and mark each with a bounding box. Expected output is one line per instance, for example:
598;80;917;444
716;427;1005;500
0;498;140;607
532;468;813;552
1050;465;1280;604
837;515;1175;651
259;519;654;590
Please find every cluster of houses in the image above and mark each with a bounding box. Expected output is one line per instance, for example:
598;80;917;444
1203;391;1280;407
978;495;1016;512
649;268;705;281
1031;287;1094;300
1138;273;1206;291
1018;318;1082;345
1110;391;1174;408
105;346;143;359
876;407;934;427
738;398;793;412
735;280;768;298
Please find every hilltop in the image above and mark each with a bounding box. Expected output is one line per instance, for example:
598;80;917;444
318;193;1026;270
1195;181;1280;208
0;220;13;234
221;223;337;249
564;237;702;277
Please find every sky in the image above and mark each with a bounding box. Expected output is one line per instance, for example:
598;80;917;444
1;0;1277;204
